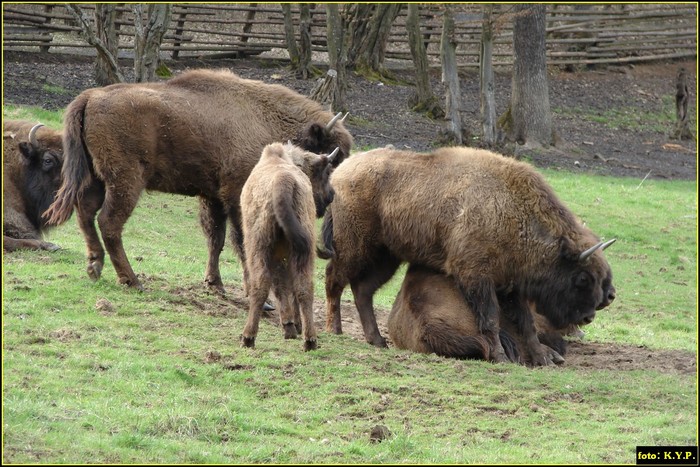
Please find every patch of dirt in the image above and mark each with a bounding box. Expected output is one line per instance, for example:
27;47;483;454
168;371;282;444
3;50;696;375
2;51;696;180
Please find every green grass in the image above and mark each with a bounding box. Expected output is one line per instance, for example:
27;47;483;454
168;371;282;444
3;106;698;463
3;105;64;129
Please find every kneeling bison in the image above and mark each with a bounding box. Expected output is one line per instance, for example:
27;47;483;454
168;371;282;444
44;68;352;291
321;146;616;366
388;264;600;365
4;120;66;252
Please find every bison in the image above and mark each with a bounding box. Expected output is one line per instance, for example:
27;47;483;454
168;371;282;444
320;146;616;366
388;264;595;365
4;120;66;252
43;68;352;291
240;142;338;351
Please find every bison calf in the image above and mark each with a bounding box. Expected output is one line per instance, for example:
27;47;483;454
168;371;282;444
321;146;616;366
4;121;66;252
240;142;337;351
388;265;593;365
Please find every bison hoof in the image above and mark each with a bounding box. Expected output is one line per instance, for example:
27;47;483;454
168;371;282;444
283;323;298;339
325;322;343;334
205;280;226;295
87;261;103;281
304;339;318;351
41;242;61;252
263;301;276;312
531;346;565;366
490;349;510;364
369;336;388;348
241;336;256;348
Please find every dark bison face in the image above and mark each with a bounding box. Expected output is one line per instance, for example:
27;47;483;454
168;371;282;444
18;141;64;226
294;120;352;167
309;153;335;218
528;239;616;329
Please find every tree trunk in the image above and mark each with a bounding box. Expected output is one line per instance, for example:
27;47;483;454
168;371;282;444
298;4;313;79
406;3;442;118
480;4;497;146
506;4;555;147
94;4;121;85
281;3;300;68
133;3;172;83
345;4;374;67
354;4;402;76
65;3;125;83
441;5;462;145
325;4;348;112
672;67;694;140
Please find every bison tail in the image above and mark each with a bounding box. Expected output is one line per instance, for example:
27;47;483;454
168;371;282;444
272;176;312;272
316;207;335;259
43;94;93;226
421;323;491;361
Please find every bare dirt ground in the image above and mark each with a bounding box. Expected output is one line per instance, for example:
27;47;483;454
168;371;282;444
3;51;697;374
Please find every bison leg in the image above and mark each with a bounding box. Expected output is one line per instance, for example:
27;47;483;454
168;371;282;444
3;236;60;252
199;197;227;293
294;276;318;351
271;276;298;340
349;252;401;348
241;271;272;349
96;185;143;290
75;181;106;281
500;294;564;366
457;278;509;364
324;260;346;334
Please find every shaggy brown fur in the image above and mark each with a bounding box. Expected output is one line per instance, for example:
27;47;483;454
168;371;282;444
4;120;65;252
240;143;335;351
321;146;615;366
43;69;352;291
388;264;589;366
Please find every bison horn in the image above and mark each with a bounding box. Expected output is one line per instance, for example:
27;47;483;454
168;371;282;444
327;147;340;164
340;112;349;123
325;112;343;131
28;123;44;147
579;238;616;262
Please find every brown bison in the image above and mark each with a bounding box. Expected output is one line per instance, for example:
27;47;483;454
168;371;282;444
43;69;352;291
320;146;616;366
4;120;66;252
388;264;595;365
240;142;338;351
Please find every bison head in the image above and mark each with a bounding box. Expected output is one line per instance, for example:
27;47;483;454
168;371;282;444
294;112;352;167
526;238;616;329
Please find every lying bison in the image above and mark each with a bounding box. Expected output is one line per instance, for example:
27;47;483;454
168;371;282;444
388;264;603;365
240;142;338;351
321;146;616;366
43;69;352;291
4;120;66;252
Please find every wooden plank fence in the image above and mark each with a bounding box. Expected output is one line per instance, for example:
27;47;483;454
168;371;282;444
2;3;696;68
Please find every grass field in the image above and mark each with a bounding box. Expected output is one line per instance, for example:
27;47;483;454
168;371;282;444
3;107;698;463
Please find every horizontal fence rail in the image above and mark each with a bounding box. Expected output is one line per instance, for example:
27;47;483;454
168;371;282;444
2;3;697;68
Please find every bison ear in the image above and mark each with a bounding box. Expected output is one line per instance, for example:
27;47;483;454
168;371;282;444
18;142;37;164
304;122;325;147
557;237;580;263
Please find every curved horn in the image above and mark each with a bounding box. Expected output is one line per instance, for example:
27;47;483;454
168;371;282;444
325;112;343;131
327;147;340;164
601;238;617;251
579;241;605;262
340;112;349;123
28;123;44;147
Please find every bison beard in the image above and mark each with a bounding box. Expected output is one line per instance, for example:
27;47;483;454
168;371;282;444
321;146;615;366
239;142;336;351
4;121;66;252
42;68;352;291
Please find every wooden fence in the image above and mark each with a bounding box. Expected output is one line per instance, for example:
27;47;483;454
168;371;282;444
2;3;697;68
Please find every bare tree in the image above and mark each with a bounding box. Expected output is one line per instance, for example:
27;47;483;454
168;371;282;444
479;4;497;146
672;67;694;140
65;3;125;83
94;4;121;85
133;3;172;83
500;4;555;147
441;5;463;144
406;3;443;118
282;4;313;79
324;3;349;112
281;4;300;68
